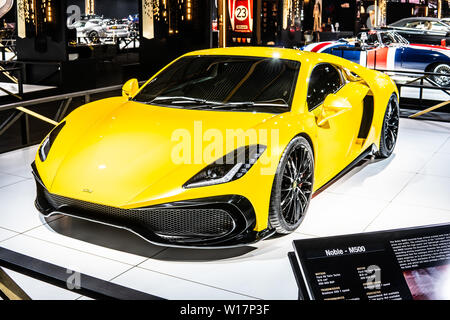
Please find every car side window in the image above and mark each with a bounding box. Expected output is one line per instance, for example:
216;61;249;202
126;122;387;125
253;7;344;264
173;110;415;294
430;21;448;31
307;64;343;111
405;21;423;29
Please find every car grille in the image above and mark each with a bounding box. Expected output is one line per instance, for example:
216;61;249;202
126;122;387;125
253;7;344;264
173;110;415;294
42;189;235;239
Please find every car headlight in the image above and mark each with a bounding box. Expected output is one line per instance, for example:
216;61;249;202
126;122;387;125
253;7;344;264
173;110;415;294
39;122;66;162
184;145;267;189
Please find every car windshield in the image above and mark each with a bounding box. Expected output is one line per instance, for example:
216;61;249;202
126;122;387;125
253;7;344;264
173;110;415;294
87;20;101;25
390;32;409;44
357;32;380;46
133;55;301;113
356;31;408;46
380;32;409;45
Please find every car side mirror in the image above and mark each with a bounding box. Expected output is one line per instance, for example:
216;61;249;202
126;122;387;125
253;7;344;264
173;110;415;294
317;94;352;127
122;78;139;98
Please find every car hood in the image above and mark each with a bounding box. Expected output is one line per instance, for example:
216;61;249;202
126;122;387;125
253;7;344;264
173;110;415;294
408;43;450;56
38;98;278;207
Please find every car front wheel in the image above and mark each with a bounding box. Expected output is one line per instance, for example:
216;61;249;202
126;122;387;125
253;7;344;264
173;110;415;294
88;31;99;42
269;136;314;234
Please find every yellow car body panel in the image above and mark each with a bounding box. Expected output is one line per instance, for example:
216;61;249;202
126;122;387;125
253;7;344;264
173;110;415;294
35;47;398;233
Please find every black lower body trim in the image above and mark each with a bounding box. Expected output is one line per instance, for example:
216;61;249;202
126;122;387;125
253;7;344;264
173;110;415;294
313;144;377;196
32;163;273;248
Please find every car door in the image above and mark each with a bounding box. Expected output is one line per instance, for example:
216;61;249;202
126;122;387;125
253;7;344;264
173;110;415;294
400;46;430;72
307;63;368;185
379;32;404;71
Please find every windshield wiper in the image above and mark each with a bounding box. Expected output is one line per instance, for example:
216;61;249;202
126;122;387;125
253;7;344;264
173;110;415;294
136;96;289;111
210;101;289;110
147;96;221;106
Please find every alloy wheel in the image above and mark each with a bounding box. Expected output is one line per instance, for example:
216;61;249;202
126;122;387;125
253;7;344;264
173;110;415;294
383;96;400;153
280;144;314;226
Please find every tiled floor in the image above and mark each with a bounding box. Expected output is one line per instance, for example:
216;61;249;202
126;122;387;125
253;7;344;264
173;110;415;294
0;118;449;300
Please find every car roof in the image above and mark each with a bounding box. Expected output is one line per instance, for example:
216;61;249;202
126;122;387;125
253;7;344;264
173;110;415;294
393;17;443;22
183;47;323;64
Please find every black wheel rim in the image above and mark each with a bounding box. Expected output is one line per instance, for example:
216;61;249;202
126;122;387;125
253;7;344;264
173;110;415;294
280;145;313;226
384;97;399;153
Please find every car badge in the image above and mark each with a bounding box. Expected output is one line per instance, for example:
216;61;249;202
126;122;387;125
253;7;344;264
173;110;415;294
82;188;94;194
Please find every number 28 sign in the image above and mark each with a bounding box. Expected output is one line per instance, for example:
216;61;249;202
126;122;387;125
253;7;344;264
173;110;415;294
228;0;253;33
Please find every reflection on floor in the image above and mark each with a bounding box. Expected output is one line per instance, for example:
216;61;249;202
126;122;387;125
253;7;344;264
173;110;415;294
0;118;449;300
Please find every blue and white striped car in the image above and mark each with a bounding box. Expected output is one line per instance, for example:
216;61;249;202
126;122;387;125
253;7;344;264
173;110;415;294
302;30;450;87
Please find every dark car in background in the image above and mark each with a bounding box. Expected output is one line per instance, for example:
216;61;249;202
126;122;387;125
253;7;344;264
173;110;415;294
388;17;450;46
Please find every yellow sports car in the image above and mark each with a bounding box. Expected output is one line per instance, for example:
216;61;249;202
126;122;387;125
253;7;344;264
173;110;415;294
32;47;399;247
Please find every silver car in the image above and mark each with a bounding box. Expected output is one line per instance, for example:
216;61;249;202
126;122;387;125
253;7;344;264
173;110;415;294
388;17;450;45
69;18;106;40
104;19;130;38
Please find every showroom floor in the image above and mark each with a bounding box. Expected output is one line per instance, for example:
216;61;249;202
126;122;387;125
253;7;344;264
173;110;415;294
0;118;449;300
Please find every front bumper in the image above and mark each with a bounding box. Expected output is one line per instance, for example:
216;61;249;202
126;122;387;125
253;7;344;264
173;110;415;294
32;163;273;248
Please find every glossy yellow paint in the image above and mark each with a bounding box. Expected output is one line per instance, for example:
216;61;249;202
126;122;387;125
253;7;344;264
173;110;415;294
122;78;139;98
35;47;398;232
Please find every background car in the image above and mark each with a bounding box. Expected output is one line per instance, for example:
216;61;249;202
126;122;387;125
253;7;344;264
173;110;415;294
80;14;104;21
442;18;450;27
104;19;130;38
69;18;106;40
68;15;133;42
32;47;399;248
302;30;450;87
388;17;450;46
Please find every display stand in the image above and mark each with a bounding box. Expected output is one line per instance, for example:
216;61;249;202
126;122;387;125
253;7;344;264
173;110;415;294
289;224;450;300
287;252;310;301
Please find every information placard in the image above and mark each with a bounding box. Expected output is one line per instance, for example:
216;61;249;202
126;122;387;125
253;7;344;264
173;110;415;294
291;224;450;300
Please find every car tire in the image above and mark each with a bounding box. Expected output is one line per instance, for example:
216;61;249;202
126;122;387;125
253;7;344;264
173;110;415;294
377;94;400;159
88;31;99;40
431;63;450;87
268;136;314;234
